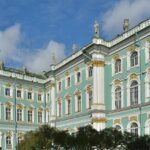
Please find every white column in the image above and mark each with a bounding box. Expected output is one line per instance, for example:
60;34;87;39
50;77;56;127
92;53;105;110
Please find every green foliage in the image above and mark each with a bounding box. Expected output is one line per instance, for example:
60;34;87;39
17;125;150;150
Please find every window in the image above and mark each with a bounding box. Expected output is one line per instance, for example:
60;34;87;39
67;99;71;115
115;59;121;73
38;93;42;101
28;92;32;99
115;87;121;109
58;81;61;91
77;95;81;112
47;93;50;102
58;101;62;117
88;91;93;109
18;136;23;144
38;111;42;123
130;81;138;105
17;109;22;121
6;107;11;120
88;66;93;78
130;51;138;67
67;77;71;87
17;90;21;98
77;72;81;83
5;88;10;96
131;122;138;134
28;110;33;122
6;136;12;149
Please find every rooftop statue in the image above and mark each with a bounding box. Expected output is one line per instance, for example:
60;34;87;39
94;21;100;38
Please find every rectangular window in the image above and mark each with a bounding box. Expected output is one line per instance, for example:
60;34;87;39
17;90;21;98
88;66;93;78
17;109;22;121
28;92;32;99
88;91;93;109
6;107;11;120
67;77;71;87
77;95;81;112
38;111;42;123
67;99;71;115
77;72;81;83
28;110;33;122
5;88;10;96
38;94;42;101
58;82;61;91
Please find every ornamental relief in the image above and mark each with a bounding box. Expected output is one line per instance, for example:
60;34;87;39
114;79;121;86
113;119;121;124
74;66;79;71
86;85;92;92
147;36;150;43
129;116;138;122
74;90;81;96
128;45;136;52
113;53;120;60
65;71;70;76
92;60;105;67
92;117;107;123
130;73;137;80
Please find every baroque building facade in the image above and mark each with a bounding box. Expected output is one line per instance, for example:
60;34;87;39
0;18;150;149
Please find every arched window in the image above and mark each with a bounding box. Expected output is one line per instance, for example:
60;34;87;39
131;122;138;134
6;136;12;149
115;125;121;131
115;59;121;73
130;81;138;105
115;86;121;109
130;51;138;67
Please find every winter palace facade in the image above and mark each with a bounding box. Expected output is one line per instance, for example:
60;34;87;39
1;18;150;149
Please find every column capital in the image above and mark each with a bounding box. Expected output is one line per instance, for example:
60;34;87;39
92;60;105;67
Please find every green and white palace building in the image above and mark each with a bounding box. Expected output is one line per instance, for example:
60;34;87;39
1;18;150;149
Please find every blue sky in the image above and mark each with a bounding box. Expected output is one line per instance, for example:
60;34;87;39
0;0;150;73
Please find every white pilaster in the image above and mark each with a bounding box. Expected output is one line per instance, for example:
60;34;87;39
50;77;56;126
92;53;105;110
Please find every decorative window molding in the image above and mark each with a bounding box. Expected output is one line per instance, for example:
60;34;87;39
75;71;82;84
145;41;150;63
65;95;71;115
86;85;93;109
65;76;71;88
112;56;122;76
127;74;140;107
127;46;139;70
86;65;93;79
57;98;62;117
145;68;150;101
112;80;123;110
74;90;82;112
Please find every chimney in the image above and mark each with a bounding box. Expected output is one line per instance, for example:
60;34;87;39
123;19;129;32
